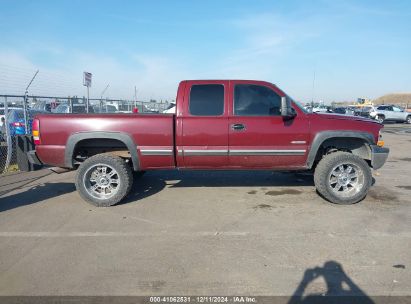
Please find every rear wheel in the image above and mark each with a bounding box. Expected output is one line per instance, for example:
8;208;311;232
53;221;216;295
406;116;411;124
314;152;372;205
75;154;133;207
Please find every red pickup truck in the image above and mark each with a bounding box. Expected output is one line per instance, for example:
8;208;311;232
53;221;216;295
28;80;389;206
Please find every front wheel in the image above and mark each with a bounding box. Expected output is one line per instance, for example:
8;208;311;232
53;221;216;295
314;152;372;205
75;154;133;207
376;115;384;124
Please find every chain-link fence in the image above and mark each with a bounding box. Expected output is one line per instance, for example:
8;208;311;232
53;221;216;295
0;95;172;174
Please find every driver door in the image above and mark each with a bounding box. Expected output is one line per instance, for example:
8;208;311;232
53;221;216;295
228;81;310;169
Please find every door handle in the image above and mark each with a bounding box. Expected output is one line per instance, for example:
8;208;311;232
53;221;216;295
231;123;246;131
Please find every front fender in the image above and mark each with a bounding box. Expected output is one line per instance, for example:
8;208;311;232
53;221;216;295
307;131;375;168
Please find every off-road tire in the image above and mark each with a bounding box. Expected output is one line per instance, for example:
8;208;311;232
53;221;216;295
314;152;372;205
75;154;133;207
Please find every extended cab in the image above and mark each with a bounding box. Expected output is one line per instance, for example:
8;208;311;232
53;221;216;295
28;80;389;206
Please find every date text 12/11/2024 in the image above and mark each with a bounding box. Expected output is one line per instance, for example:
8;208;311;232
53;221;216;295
149;296;257;303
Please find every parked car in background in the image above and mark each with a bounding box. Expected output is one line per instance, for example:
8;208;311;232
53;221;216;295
54;104;94;114
135;104;158;113
163;102;176;114
6;109;47;136
93;105;117;113
312;105;328;113
369;105;411;124
0;107;21;127
346;107;356;116
354;106;373;118
332;107;348;115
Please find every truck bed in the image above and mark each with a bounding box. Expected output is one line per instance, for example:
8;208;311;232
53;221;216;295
35;113;175;170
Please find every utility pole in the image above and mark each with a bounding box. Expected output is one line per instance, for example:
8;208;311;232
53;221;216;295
311;70;316;110
23;70;39;134
100;84;109;112
83;72;92;113
134;86;138;110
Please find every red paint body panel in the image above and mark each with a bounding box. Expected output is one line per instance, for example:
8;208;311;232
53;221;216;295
34;80;383;171
35;113;174;169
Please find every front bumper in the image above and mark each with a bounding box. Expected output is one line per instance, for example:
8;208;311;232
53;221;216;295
370;145;389;170
27;150;43;166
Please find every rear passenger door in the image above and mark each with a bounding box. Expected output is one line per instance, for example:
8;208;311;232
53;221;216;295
179;81;229;168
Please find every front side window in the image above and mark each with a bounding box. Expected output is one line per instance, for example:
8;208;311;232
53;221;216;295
234;84;281;116
189;84;224;116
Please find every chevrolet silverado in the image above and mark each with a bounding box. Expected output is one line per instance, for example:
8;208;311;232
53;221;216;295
28;80;389;206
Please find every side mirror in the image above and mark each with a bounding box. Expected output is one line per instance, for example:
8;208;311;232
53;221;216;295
281;96;295;117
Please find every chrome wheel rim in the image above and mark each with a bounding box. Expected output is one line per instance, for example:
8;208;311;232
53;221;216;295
377;116;384;123
83;164;120;200
328;163;364;198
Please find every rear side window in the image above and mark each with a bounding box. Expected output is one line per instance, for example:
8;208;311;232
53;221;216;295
189;84;224;116
234;84;281;116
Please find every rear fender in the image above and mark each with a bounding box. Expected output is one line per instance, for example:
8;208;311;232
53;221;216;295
65;132;139;171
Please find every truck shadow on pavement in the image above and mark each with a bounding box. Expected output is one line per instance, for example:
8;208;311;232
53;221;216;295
0;182;75;212
121;170;314;205
288;260;374;304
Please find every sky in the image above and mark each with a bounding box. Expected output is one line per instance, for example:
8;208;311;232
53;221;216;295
0;0;410;103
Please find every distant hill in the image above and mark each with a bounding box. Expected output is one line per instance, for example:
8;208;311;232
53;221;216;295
373;93;411;106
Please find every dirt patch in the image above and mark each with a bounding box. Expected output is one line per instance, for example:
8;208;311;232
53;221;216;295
396;185;411;190
399;157;411;162
247;190;257;195
393;264;406;269
265;189;301;196
253;204;273;210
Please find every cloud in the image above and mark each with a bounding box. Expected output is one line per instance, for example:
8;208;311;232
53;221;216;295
209;12;325;82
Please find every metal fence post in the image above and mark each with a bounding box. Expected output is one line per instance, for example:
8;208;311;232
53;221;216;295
4;97;12;172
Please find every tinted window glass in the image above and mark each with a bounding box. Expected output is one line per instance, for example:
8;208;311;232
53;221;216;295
189;84;224;116
234;84;281;116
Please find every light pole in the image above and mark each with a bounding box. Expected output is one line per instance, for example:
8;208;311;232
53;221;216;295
23;70;39;134
100;84;109;112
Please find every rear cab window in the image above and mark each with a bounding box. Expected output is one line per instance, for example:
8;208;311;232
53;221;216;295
189;84;224;116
